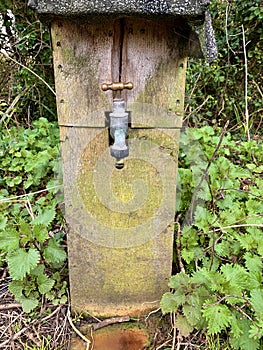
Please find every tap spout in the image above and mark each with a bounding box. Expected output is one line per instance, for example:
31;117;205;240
109;99;129;161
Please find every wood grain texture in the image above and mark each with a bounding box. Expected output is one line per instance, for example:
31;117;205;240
52;18;187;316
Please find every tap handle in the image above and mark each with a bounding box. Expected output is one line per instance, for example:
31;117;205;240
101;82;133;92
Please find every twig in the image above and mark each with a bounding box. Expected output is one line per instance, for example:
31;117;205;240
53;306;68;346
225;1;236;56
204;294;248;307
25;199;35;221
25;330;42;347
0;327;28;347
186;96;210;120
172;312;176;350
207;223;263;234
41;304;62;322
92;316;130;331
253;79;263;99
175;221;185;273
0;185;62;203
242;24;250;140
145;307;161;323
0;303;22;311
184;72;201;114
67;307;91;350
187;121;229;224
233;304;254;323
0;92;25;125
1;51;56;96
156;339;172;350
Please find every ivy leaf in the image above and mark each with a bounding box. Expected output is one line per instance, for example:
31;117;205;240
37;273;55;294
202;304;232;335
7;248;40;280
33;224;49;243
0;228;19;251
43;238;66;265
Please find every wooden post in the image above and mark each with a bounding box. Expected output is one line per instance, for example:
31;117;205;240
51;17;187;316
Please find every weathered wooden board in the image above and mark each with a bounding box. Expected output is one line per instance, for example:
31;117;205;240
52;18;186;128
60;126;179;316
51;18;187;316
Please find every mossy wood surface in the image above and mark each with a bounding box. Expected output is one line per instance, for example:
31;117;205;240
51;18;186;316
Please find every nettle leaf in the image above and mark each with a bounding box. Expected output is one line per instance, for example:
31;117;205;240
0;228;19;251
176;314;194;336
257;239;263;256
7;248;40;280
8;280;24;298
19;220;31;236
202;304;232;335
37;273;55;294
183;303;202;326
194;206;215;232
181;248;195;264
168;272;191;289
230;319;260;350
160;292;180;314
196;182;211;201
0;215;7;230
221;264;249;292
19;220;32;245
192;269;224;292
33;207;56;227
18;296;39;313
245;253;263;274
250;289;263;315
172;289;187;306
43;238;66;265
249;321;263;340
30;264;45;276
230;312;243;339
33;224;49;243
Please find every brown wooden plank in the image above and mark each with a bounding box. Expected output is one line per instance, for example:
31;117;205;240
52;18;187;316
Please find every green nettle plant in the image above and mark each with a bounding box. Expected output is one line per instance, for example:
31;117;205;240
0;118;67;312
161;126;263;349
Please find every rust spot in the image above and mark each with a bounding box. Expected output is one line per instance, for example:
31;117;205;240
70;327;148;350
94;328;148;350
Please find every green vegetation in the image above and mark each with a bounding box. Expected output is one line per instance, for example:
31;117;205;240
161;127;263;349
0;118;67;313
185;0;262;135
0;0;262;348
